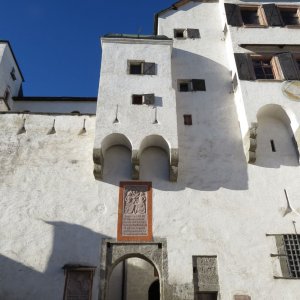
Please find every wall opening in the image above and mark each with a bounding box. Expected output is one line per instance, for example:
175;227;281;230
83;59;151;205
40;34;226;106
256;104;299;167
107;257;160;300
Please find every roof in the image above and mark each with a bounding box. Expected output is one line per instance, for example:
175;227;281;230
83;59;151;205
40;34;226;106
13;96;97;102
103;34;172;41
0;40;24;81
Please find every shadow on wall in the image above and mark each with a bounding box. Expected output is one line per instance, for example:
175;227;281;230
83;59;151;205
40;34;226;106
172;49;249;191
99;49;249;191
0;221;108;300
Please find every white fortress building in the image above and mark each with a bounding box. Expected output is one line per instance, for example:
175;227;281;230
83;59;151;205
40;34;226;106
1;0;300;299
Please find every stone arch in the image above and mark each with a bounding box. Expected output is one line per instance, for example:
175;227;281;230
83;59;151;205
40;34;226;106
93;133;132;180
255;104;300;166
132;135;178;182
100;240;168;300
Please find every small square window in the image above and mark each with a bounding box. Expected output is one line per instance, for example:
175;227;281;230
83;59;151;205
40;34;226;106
129;62;142;75
132;95;143;105
179;82;190;92
240;6;265;26
184;114;192;125
280;8;300;26
174;29;186;38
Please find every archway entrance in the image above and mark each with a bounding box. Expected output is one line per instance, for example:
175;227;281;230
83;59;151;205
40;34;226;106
99;240;167;300
107;257;160;300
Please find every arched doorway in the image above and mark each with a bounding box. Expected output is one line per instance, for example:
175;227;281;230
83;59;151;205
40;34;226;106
148;279;160;300
107;256;160;300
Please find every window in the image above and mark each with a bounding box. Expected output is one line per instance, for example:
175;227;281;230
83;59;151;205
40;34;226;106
275;234;300;279
178;79;206;92
63;266;95;300
128;61;156;75
296;59;300;71
174;28;200;39
10;68;16;81
184;114;192;125
174;29;185;38
3;87;10;102
240;6;266;26
132;94;155;105
252;58;275;79
225;3;300;27
279;7;300;26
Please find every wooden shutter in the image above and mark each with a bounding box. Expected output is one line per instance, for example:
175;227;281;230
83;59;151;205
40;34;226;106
225;3;242;26
143;63;156;75
64;270;93;300
187;28;200;39
276;52;300;80
192;79;206;91
263;4;283;26
143;94;155;105
275;235;290;277
234;53;255;80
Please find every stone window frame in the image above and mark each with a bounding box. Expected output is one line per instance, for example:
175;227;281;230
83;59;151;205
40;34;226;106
278;6;300;27
62;265;96;300
239;5;268;27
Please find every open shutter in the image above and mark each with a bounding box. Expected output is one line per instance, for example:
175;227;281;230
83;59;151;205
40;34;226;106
277;52;300;80
234;53;255;80
275;235;290;277
187;28;200;39
143;94;155;105
143;63;156;75
192;79;206;91
263;4;283;26
225;3;242;26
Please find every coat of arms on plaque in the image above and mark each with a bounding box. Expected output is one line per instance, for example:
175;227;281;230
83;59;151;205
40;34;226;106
117;181;152;241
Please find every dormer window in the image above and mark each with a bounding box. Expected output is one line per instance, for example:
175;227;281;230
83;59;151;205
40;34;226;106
10;68;16;81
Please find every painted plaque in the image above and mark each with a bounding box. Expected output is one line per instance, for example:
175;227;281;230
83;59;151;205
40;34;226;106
117;181;152;241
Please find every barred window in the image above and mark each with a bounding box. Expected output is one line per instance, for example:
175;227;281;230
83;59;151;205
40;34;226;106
275;234;300;279
284;234;300;278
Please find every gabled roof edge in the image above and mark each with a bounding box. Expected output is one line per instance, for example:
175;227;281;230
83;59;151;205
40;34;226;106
0;40;24;82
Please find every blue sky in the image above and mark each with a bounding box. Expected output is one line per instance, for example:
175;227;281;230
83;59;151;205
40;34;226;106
2;0;175;97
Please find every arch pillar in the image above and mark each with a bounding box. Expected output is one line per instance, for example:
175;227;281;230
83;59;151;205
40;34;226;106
93;148;104;180
131;149;140;180
243;123;258;164
170;148;179;182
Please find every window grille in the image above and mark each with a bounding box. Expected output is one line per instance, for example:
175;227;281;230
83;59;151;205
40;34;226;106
284;234;300;278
